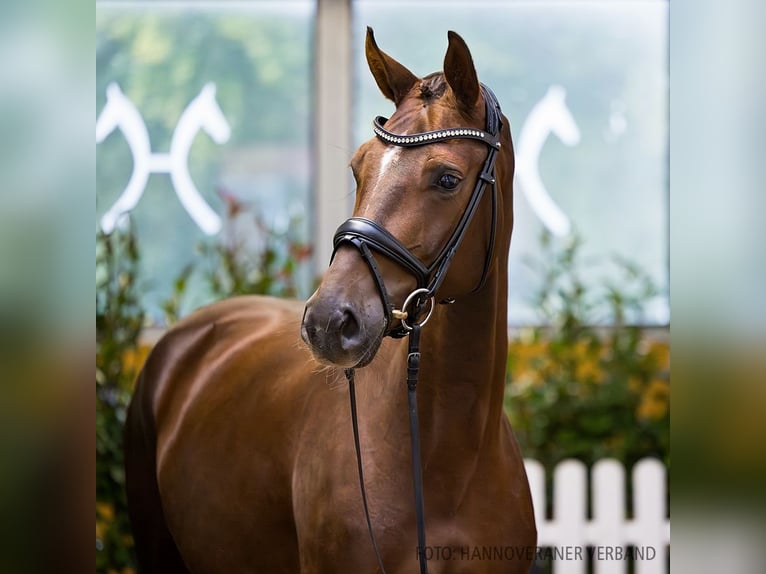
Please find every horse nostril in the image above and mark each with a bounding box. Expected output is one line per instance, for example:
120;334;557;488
300;306;313;344
300;321;315;346
339;308;362;351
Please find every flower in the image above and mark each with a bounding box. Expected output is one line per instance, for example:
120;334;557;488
637;379;669;420
96;501;115;521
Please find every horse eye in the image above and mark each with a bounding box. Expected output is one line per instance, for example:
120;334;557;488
436;173;460;190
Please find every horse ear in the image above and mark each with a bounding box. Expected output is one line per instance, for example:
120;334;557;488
444;31;480;112
365;27;418;106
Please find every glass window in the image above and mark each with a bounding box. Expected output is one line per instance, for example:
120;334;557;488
353;0;668;325
96;0;314;321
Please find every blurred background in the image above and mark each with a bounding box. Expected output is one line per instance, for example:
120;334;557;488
96;0;668;325
95;1;670;573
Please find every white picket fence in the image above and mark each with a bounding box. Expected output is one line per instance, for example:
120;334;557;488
524;458;669;574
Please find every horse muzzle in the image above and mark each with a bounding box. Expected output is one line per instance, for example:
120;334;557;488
301;290;386;369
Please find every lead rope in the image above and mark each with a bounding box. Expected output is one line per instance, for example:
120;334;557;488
344;322;429;574
406;324;428;574
345;368;389;573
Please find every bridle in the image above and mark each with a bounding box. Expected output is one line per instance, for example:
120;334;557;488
331;84;503;574
333;84;503;339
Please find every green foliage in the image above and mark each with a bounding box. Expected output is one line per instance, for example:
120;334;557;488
96;224;144;573
505;231;669;471
199;213;310;302
161;193;311;323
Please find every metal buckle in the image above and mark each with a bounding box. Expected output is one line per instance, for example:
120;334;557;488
396;287;435;331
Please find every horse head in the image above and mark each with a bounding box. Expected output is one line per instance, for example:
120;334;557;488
302;29;514;368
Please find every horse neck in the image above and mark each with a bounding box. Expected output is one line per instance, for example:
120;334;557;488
415;257;510;455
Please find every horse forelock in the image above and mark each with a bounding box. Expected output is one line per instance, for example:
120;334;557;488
408;72;483;125
418;73;447;101
386;73;482;136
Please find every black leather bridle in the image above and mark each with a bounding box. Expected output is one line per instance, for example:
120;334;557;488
334;84;503;574
333;84;503;339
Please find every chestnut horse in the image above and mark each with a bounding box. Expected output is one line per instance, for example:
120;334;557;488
125;29;536;573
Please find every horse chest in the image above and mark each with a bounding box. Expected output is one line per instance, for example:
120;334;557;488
291;413;523;571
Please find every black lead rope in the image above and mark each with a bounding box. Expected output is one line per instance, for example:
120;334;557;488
405;324;428;573
344;322;428;574
344;368;389;574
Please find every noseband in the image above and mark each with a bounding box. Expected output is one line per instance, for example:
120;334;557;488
332;84;503;574
332;84;503;338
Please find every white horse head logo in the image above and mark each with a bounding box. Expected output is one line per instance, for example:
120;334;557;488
97;82;231;235
516;85;581;237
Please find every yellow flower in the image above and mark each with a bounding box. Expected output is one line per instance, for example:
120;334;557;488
96;520;107;541
122;344;152;379
96;501;115;521
644;340;670;370
575;355;602;383
637;379;669;420
507;340;549;386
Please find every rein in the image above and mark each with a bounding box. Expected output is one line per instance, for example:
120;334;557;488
335;84;503;574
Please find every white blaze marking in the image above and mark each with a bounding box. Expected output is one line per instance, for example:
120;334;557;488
374;145;401;190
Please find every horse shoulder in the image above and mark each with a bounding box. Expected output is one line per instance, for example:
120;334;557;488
133;295;313;479
129;295;320;570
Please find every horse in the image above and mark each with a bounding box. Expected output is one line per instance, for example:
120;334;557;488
515;85;580;237
97;82;230;235
124;29;536;573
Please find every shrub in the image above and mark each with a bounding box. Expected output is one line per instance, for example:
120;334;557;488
96;224;144;573
161;190;311;323
504;232;669;470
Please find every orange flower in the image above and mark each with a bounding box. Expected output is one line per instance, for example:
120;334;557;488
637;379;669;420
96;501;115;521
96;520;106;541
575;355;602;383
645;340;670;370
122;345;151;377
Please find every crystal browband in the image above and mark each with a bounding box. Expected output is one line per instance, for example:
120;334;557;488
373;116;501;150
